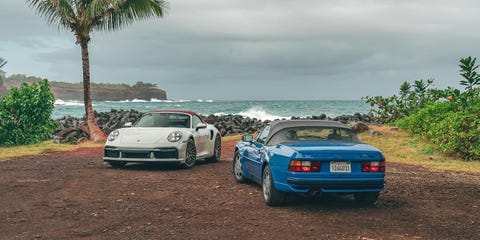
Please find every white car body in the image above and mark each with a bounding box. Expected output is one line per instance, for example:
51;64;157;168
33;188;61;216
103;110;221;168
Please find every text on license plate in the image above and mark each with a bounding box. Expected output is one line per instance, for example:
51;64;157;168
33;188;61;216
330;161;351;173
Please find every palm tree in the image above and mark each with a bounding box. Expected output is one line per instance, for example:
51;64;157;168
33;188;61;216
0;58;7;89
27;0;168;141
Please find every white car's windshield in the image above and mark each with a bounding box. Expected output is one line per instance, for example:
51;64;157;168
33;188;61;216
134;113;191;128
268;126;360;145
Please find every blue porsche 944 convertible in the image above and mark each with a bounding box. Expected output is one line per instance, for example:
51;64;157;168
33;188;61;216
233;120;385;206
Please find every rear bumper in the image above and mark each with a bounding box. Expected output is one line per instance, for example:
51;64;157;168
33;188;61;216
287;178;384;189
278;177;385;193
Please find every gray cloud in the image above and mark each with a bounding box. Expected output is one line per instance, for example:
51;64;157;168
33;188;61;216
1;0;480;100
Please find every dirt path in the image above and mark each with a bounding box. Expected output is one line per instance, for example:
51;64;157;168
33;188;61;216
1;141;479;240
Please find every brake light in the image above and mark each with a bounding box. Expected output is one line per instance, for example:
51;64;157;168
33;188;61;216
288;160;321;172
362;161;385;172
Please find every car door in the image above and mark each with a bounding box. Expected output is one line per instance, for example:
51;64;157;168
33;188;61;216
245;126;270;182
192;115;208;157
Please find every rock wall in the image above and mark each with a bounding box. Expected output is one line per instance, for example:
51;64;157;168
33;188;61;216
53;110;375;143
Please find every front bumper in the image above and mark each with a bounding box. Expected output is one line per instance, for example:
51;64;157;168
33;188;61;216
103;146;185;163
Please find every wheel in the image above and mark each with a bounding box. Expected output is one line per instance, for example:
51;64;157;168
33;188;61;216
233;151;246;183
182;139;197;168
206;135;221;163
262;165;289;206
354;192;380;206
107;161;127;168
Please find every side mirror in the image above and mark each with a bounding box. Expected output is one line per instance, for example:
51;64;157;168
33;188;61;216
195;123;207;131
124;122;133;127
242;134;254;142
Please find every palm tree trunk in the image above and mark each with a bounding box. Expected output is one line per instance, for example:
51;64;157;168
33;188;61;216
80;41;107;141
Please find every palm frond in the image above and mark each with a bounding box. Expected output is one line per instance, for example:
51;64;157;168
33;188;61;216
0;58;7;69
93;0;168;31
27;0;78;30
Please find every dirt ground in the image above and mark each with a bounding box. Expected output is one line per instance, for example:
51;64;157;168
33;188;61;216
1;141;479;240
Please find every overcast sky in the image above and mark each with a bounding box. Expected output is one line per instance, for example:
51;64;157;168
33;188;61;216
1;0;479;100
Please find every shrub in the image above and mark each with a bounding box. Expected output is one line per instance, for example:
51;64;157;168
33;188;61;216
0;79;58;146
365;56;480;160
393;56;480;160
396;95;480;160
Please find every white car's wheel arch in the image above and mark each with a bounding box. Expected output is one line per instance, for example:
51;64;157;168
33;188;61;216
206;125;221;157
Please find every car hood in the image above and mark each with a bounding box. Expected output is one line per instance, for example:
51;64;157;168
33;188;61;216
115;127;187;145
276;142;384;161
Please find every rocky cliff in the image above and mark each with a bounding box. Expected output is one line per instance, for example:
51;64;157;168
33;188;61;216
1;76;167;101
49;84;167;101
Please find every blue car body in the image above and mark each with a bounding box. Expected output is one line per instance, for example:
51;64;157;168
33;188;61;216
233;120;385;205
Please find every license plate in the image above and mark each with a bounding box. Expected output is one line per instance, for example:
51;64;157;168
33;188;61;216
330;161;351;173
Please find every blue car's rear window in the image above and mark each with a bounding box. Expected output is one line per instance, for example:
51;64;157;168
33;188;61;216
267;127;360;145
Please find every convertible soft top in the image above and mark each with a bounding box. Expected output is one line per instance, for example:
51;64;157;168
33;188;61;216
265;120;351;144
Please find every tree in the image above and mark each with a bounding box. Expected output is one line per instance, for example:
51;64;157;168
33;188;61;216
0;58;6;88
27;0;168;141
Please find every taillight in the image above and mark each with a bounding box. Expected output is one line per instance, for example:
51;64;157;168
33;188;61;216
288;160;321;172
362;161;385;172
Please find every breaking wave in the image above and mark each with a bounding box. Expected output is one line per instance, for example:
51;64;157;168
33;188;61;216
238;107;290;121
54;99;84;106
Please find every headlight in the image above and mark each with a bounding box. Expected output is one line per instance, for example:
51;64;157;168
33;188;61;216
167;131;182;142
108;130;120;141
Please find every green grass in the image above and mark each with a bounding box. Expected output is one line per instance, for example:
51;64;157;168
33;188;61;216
359;125;480;173
0;141;103;162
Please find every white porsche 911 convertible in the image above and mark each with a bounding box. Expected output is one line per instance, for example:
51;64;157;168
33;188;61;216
103;110;221;168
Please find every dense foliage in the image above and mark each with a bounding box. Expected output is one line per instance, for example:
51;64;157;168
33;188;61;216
0;80;58;146
365;56;480;160
396;96;480;160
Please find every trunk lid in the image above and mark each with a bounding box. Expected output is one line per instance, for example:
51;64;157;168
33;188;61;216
280;142;384;161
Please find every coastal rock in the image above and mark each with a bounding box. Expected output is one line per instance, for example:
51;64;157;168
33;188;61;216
53;110;379;144
350;122;370;133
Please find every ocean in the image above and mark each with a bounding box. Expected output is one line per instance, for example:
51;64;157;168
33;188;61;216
53;99;371;121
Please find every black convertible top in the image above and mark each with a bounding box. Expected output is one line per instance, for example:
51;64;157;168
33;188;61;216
265;120;351;144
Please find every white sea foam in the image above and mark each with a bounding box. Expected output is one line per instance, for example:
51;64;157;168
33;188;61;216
150;98;163;102
131;99;147;102
107;99;191;103
54;99;84;106
238;107;290;121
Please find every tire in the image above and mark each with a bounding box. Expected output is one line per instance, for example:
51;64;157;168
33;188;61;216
206;135;221;163
354;192;380;206
107;161;127;168
182;139;197;168
262;165;289;206
233;151;246;183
